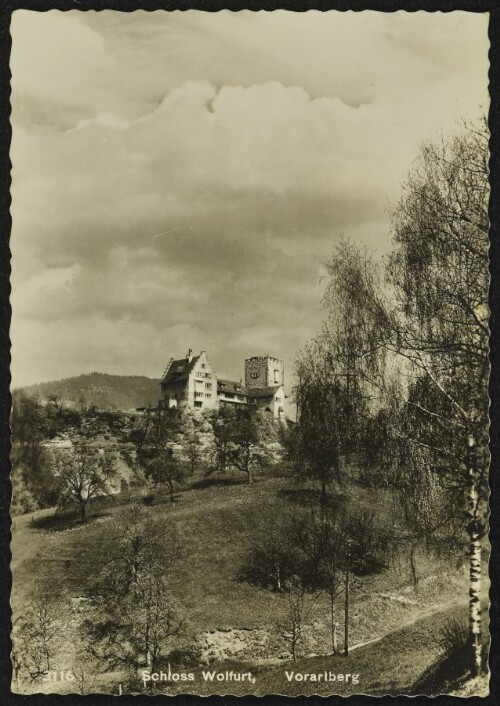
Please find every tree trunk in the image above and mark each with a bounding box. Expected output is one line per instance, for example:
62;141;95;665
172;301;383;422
320;478;327;505
330;591;338;655
248;468;253;484
168;482;175;503
467;433;482;676
409;544;419;592
276;565;281;591
45;649;51;671
344;550;350;656
79;502;86;523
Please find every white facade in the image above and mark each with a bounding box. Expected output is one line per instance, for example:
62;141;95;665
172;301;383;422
160;350;285;419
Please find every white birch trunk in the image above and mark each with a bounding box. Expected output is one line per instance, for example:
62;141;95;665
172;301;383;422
467;433;482;676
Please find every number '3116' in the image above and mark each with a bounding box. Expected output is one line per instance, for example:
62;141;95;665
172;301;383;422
42;670;75;682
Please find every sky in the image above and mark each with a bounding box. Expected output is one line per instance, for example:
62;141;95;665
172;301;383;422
9;10;489;389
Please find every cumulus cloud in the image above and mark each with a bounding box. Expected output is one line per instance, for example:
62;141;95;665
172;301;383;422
9;10;489;387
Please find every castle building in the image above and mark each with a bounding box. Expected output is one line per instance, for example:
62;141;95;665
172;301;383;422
160;350;285;419
160;350;218;411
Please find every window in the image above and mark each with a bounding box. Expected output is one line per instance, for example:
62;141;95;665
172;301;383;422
274;370;280;383
196;371;204;378
205;393;212;398
195;392;203;398
250;372;259;379
220;384;226;390
201;363;206;368
275;397;281;403
205;373;211;379
194;401;202;408
206;383;212;389
226;393;234;399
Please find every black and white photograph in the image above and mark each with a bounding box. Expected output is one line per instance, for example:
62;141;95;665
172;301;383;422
8;8;490;696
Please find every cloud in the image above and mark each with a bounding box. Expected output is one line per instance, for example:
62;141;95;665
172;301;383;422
9;10;489;387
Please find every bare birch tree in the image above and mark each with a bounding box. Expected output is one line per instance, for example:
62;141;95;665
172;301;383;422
316;120;489;675
386;121;489;675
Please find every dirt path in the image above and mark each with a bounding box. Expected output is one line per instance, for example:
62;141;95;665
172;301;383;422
349;597;466;653
242;596;468;667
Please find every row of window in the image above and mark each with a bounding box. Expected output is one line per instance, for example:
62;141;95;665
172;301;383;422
170;391;280;403
195;380;212;389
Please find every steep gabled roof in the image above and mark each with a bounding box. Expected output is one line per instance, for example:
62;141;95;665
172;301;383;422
161;356;199;385
217;379;248;396
247;385;282;399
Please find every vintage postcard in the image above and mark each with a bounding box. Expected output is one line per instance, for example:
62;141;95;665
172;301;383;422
9;9;490;696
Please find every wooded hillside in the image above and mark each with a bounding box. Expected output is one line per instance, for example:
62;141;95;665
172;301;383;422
17;372;161;410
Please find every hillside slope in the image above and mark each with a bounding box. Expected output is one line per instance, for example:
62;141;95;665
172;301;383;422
11;477;470;696
17;372;161;410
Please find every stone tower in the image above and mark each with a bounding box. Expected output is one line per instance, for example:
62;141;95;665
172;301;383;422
245;355;284;389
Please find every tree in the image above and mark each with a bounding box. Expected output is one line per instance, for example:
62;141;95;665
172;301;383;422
386;121;489;674
11;394;56;512
245;504;305;591
293;504;389;655
83;507;184;677
184;420;204;475
390;381;464;591
14;597;60;679
287;239;389;506
278;577;317;662
101;505;181;594
86;567;184;681
316;120;489;675
145;449;187;503
138;405;187;502
210;407;235;475
247;500;388;657
317;511;347;655
53;444;117;522
228;408;271;484
287;344;363;504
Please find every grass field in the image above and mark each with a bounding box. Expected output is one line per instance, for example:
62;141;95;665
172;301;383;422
11;473;482;695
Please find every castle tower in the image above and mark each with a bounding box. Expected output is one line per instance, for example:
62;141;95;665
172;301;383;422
245;355;284;389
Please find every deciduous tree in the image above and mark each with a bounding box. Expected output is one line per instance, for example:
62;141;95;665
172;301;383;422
83;507;184;677
228;408;271;484
314;120;489;675
53;444;117;522
386;121;489;674
14;597;60;679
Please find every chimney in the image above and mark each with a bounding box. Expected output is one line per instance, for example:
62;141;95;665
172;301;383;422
187;348;193;362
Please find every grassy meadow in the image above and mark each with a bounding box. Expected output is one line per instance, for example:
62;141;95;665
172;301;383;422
11;471;480;695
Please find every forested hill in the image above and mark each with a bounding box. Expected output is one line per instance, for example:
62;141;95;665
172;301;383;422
17;372;161;410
